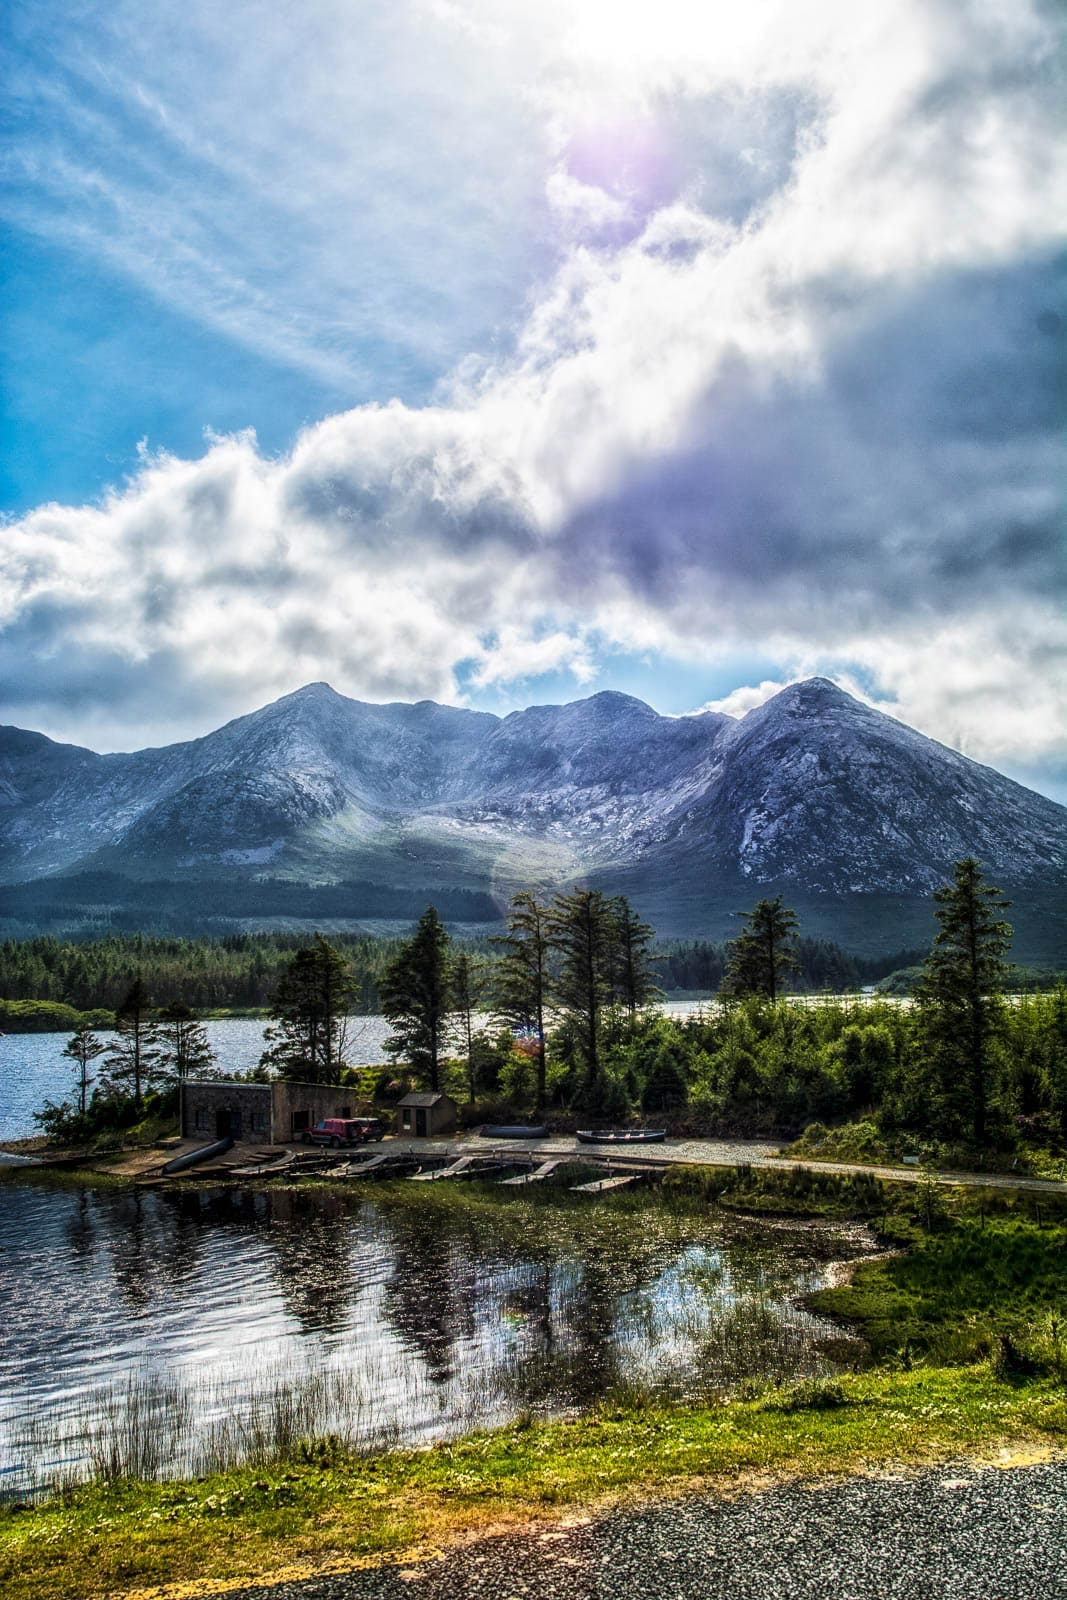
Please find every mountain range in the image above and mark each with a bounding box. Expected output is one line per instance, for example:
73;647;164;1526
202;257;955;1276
1;679;1065;960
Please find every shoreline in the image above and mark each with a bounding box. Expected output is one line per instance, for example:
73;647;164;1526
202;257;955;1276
3;1367;1065;1600
5;1128;1067;1199
5;1148;1066;1597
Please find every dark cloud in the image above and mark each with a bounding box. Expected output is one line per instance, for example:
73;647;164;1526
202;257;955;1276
552;251;1066;628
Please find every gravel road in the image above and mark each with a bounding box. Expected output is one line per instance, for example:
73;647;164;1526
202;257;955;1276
210;1457;1066;1600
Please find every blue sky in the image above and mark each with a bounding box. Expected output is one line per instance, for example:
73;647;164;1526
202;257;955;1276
2;0;1065;799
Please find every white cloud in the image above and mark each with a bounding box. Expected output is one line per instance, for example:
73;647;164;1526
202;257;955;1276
468;626;599;689
3;0;1065;787
696;681;796;719
544;170;632;237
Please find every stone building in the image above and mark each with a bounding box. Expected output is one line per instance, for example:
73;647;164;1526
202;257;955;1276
181;1079;368;1144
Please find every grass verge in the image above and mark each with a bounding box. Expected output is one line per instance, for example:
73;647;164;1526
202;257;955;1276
2;1366;1065;1600
811;1216;1067;1367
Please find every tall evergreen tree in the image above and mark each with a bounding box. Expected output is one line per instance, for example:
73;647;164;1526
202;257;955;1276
102;977;161;1110
452;951;486;1104
493;892;553;1109
154;1002;218;1083
379;906;453;1090
62;1024;106;1117
260;935;355;1084
546;888;615;1093
723;897;799;1002
608;896;659;1016
914;858;1012;1143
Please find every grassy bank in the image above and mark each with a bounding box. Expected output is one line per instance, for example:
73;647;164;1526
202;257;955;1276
782;1117;1067;1181
2;1367;1064;1600
812;1217;1067;1367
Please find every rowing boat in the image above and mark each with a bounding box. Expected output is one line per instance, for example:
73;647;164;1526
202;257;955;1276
574;1128;667;1145
479;1124;549;1139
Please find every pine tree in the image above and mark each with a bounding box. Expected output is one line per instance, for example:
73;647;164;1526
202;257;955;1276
62;1024;106;1117
154;1002;218;1083
493;892;553;1109
914;857;1012;1144
546;888;615;1094
723;897;799;1002
102;978;162;1110
452;951;486;1104
259;935;355;1084
379;906;453;1090
608;896;659;1016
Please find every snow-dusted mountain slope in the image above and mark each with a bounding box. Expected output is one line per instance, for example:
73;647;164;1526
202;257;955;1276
1;679;1064;920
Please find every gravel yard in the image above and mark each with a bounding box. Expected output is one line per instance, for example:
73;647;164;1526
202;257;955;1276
209;1457;1067;1600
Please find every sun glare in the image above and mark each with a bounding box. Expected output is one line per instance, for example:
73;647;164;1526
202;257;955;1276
560;0;780;81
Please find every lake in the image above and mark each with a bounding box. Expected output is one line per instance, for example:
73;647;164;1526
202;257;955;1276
0;1002;718;1145
0;1177;865;1496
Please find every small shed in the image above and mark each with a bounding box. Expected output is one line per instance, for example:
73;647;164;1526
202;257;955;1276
396;1091;458;1137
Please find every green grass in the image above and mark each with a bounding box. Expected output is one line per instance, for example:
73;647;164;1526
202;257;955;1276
658;1160;893;1218
811;1216;1067;1367
2;1367;1064;1600
0;1163;131;1192
782;1117;1064;1180
783;1119;896;1165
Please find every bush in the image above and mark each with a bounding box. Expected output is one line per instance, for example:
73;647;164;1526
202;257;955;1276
758;1377;849;1412
0;999;114;1034
458;1098;524;1129
33;1085;178;1148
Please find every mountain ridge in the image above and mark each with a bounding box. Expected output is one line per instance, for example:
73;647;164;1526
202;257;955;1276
1;679;1064;958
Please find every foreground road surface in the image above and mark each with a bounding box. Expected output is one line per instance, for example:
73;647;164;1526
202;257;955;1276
196;1456;1067;1599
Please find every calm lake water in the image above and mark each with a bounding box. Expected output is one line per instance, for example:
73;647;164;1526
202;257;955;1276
0;1179;863;1495
0;1003;719;1145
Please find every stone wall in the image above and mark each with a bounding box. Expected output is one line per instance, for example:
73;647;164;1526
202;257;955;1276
182;1079;370;1144
181;1081;272;1143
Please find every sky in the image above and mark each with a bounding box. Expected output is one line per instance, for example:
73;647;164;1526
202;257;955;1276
2;0;1065;799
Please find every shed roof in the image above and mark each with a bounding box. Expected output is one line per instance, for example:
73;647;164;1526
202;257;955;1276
397;1091;453;1108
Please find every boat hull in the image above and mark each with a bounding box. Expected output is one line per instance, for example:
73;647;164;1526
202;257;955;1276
575;1129;666;1145
480;1125;549;1139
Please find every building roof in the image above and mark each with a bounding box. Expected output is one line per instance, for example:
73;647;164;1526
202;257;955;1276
182;1079;270;1090
397;1091;453;1108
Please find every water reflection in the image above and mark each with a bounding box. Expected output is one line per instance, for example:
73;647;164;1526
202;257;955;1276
381;1214;479;1382
0;1180;866;1494
265;1192;361;1336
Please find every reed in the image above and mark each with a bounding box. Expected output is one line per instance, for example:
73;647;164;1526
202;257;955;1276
7;1261;846;1499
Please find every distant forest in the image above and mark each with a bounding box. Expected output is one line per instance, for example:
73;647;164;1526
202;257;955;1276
0;929;921;1015
0;872;501;934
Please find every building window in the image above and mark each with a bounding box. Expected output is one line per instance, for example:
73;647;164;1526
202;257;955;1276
402;1109;412;1127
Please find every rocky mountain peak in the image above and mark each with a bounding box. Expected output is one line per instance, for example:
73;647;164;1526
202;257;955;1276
1;682;1064;954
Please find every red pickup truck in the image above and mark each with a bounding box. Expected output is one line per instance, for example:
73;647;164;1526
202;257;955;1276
302;1117;385;1148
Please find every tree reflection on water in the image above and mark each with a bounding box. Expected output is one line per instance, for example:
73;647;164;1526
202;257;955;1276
0;1177;862;1493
